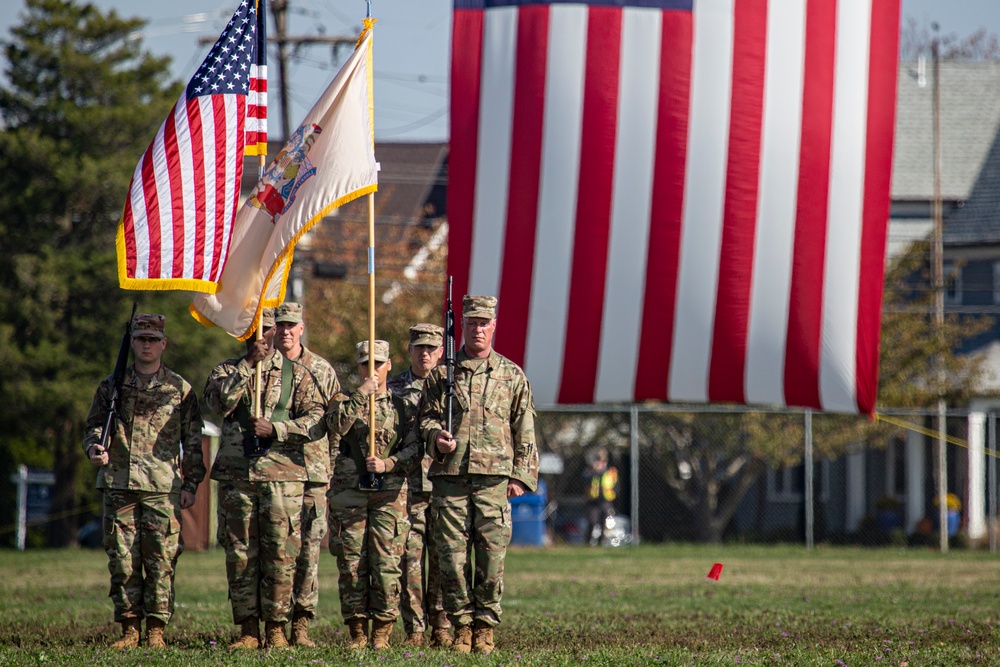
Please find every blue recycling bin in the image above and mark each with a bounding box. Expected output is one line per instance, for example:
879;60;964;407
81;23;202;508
509;480;547;546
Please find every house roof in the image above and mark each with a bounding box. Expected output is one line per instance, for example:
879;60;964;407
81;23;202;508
892;60;1000;202
941;126;1000;246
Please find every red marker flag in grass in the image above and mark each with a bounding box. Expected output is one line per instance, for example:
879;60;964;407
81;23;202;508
707;563;724;580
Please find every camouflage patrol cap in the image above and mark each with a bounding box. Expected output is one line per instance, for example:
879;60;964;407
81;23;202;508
409;323;444;347
463;295;497;319
275;302;303;324
131;313;166;339
261;308;276;328
357;339;390;364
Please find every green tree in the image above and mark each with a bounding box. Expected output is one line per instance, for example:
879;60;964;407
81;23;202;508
0;0;239;547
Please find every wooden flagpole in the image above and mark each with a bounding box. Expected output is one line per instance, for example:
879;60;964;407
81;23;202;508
368;192;377;462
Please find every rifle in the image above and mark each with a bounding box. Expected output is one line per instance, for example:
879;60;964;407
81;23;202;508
98;303;138;453
444;276;456;437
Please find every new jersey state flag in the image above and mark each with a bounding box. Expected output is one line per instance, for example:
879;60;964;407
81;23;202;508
448;0;900;414
191;25;378;340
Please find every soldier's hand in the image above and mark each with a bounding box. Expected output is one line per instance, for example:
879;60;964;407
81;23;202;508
180;490;197;509
244;337;272;365
507;479;528;499
88;445;109;467
358;375;379;397
436;430;456;454
365;456;387;474
249;417;275;437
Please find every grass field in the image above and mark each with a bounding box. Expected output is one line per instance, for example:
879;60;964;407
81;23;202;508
1;544;998;665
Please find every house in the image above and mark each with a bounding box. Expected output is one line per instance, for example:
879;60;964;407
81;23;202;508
733;61;1000;544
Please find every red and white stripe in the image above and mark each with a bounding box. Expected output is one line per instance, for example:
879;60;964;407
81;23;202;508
448;0;900;413
246;64;268;154
121;93;245;287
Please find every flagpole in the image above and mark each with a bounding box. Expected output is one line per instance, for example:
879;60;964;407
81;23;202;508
367;192;376;463
365;0;378;476
253;0;268;425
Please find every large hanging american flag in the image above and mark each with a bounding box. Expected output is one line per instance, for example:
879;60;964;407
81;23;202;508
117;0;267;292
448;0;900;414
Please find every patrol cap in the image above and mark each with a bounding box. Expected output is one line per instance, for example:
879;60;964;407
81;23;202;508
357;339;390;364
275;302;303;324
261;308;276;329
463;295;497;320
409;323;444;347
131;313;166;339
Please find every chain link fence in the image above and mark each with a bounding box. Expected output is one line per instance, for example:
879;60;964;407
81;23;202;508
532;404;1000;551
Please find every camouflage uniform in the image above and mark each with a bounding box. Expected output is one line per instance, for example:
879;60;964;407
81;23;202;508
83;361;205;625
420;340;538;629
205;348;324;624
292;345;340;619
327;342;421;626
387;367;449;635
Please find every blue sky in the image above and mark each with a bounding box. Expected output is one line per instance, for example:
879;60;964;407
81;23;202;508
2;0;999;141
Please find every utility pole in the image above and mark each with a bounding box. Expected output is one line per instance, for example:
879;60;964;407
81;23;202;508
931;23;949;553
200;1;357;142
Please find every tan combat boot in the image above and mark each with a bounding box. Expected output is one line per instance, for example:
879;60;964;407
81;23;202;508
402;631;424;647
452;624;473;653
473;619;495;655
291;612;315;647
145;617;167;649
429;627;452;648
264;621;289;649
228;616;260;650
110;618;141;649
370;619;394;650
347;619;368;650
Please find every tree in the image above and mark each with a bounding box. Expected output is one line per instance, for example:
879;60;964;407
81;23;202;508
900;17;1000;61
0;0;238;547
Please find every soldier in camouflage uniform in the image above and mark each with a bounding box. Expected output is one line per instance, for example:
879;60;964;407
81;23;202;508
272;302;340;647
386;323;451;648
327;340;421;650
83;313;206;650
204;309;325;650
419;295;539;655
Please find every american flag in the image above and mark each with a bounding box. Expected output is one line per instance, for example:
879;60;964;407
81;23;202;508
448;0;900;414
117;0;265;292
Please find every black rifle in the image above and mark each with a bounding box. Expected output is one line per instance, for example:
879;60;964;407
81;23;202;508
444;276;456;437
98;303;138;453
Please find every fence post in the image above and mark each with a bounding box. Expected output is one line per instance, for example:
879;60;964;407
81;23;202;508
805;410;814;550
990;412;997;554
630;404;640;545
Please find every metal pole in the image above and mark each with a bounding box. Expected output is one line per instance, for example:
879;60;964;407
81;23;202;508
804;410;814;550
990;412;997;553
15;465;27;552
931;27;948;553
630;405;640;545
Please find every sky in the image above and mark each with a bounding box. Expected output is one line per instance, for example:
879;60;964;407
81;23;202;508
2;0;1000;143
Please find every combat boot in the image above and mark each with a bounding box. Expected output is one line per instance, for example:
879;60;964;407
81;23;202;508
429;627;453;648
370;619;393;650
472;619;495;655
228;616;260;650
452;624;473;653
264;621;289;649
110;618;141;649
145;617;167;649
347;619;368;650
291;612;315;647
403;631;424;647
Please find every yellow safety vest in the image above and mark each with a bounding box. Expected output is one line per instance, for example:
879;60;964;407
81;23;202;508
588;467;618;502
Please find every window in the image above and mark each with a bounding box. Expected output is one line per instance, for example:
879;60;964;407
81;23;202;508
944;262;962;305
767;460;830;502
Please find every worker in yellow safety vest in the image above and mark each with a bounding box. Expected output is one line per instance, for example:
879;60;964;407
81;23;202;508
584;448;618;546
